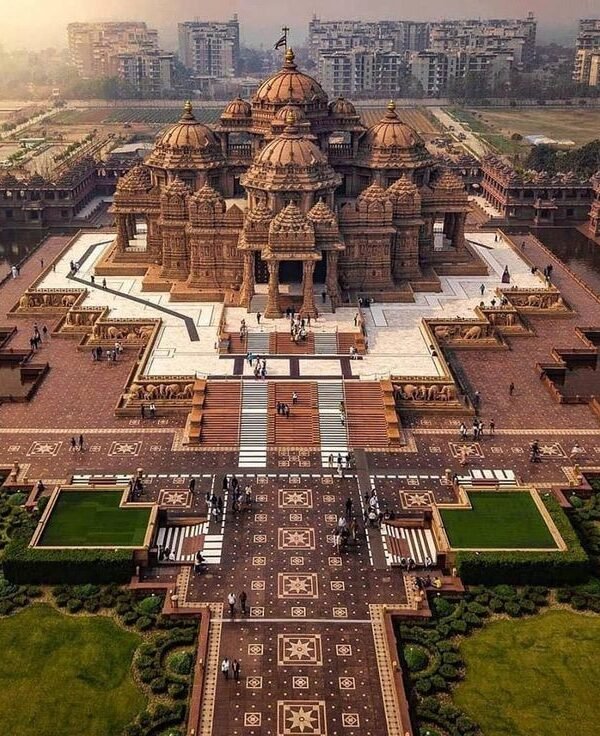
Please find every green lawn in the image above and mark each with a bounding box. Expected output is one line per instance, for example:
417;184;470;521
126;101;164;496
0;604;145;736
440;492;556;549
39;491;150;547
454;609;600;736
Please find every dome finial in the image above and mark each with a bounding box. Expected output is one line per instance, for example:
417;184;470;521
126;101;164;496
182;100;194;120
285;108;297;127
387;99;396;112
284;47;296;66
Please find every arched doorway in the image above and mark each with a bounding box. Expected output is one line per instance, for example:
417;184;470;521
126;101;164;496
254;252;268;284
279;261;303;284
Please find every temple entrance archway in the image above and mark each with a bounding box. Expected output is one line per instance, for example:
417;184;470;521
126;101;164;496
279;260;303;284
314;257;326;284
255;252;268;284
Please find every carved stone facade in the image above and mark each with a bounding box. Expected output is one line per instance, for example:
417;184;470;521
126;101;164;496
108;49;471;307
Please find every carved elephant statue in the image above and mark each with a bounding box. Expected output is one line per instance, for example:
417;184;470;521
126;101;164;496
130;384;144;399
462;325;483;340
137;326;154;341
107;326;125;339
427;385;440;401
434;326;453;340
547;296;565;310
164;383;182;398
62;294;76;307
439;385;457;401
143;384;160;399
402;383;419;400
19;294;31;310
180;383;194;399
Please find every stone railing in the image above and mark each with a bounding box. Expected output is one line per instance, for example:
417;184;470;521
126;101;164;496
10;288;85;316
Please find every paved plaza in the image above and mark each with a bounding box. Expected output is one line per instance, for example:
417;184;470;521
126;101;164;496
1;222;600;735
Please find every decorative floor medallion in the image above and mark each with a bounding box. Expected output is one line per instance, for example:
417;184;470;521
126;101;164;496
278;572;319;599
278;528;316;550
277;700;327;736
279;489;313;509
277;635;323;666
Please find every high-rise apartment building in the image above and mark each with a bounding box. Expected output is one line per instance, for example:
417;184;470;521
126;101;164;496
428;14;537;70
308;17;428;64
178;16;240;79
67;22;173;92
573;20;600;86
409;50;512;97
319;49;406;97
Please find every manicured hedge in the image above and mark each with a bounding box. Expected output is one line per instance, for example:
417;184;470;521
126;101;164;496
3;529;134;584
455;495;589;586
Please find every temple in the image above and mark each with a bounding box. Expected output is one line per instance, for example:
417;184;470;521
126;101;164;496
107;48;471;315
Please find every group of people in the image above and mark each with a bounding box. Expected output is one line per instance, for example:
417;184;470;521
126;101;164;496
69;434;85;452
91;344;122;363
10;264;21;279
220;474;252;515
29;323;47;351
251;356;268;379
332;502;361;553
140;403;157;419
221;656;242;682
289;314;310;343
459;417;494;440
326;451;355;478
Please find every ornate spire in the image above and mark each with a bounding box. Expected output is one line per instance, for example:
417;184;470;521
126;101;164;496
385;100;398;119
284;47;296;68
182;100;195;121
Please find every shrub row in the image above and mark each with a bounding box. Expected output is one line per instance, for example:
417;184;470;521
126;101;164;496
3;529;135;584
455;495;589;586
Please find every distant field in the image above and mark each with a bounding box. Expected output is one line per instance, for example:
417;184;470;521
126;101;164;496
471;108;600;147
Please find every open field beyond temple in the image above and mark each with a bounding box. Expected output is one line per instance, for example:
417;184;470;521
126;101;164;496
470;108;600;147
0;604;145;736
454;610;600;736
440;492;556;549
39;491;150;547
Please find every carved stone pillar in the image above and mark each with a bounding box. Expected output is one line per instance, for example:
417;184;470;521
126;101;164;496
300;260;317;318
115;214;129;253
126;214;136;241
239;251;255;310
452;212;466;252
264;260;281;318
325;250;341;309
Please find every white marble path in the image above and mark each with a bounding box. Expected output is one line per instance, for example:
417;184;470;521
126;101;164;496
37;231;545;380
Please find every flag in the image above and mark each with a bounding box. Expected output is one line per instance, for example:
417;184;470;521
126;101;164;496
274;34;286;50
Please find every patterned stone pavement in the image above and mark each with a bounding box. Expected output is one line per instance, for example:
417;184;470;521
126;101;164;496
3;231;600;735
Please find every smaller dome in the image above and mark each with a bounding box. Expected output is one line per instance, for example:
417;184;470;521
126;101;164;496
156;101;218;150
307;198;337;225
387;175;419;197
190;182;224;205
222;96;252;119
246;199;273;224
357;182;389;204
363;101;422;149
270;201;312;233
329;97;357;117
275;104;306;122
432;169;464;191
163;176;190;198
117;165;152;193
254;48;328;106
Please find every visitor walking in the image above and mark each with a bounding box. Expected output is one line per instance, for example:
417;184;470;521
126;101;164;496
509;382;515;396
480;283;485;296
232;659;241;682
256;312;262;325
489;419;495;436
78;434;84;452
227;592;236;618
221;657;230;680
239;590;248;615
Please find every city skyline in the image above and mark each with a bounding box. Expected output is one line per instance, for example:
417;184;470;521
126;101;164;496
2;0;600;51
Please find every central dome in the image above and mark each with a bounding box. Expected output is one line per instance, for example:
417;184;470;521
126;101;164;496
241;112;341;194
254;49;328;106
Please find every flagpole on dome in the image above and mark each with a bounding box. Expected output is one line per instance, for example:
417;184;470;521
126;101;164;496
274;26;289;53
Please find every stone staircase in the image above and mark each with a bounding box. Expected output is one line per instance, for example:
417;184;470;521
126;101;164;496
345;381;391;448
238;382;268;467
317;380;348;466
192;381;241;446
268;382;319;447
314;332;339;355
246;332;270;355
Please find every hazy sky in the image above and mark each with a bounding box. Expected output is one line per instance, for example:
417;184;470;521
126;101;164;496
3;0;599;51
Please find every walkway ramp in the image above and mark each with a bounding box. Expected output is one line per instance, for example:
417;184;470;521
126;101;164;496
317;380;348;466
238;382;268;467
